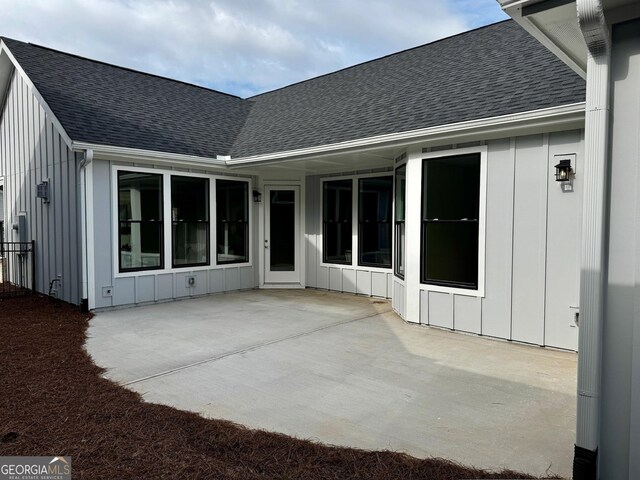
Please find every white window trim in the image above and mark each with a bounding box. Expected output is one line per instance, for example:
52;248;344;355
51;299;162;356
419;145;487;298
111;165;252;278
393;158;407;280
319;171;394;272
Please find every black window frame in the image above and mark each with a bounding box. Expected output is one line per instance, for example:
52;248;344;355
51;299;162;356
117;170;164;273
216;179;249;265
358;176;393;269
322;179;353;265
170;175;210;268
394;164;406;279
420;153;481;290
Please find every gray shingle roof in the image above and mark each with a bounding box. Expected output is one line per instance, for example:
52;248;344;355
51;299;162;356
2;37;252;158
2;20;585;160
230;20;585;158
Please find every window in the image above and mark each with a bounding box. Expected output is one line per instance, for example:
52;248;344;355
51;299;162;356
323;179;352;264
171;176;209;267
421;153;480;289
394;165;406;278
216;179;249;264
118;171;163;272
358;176;392;268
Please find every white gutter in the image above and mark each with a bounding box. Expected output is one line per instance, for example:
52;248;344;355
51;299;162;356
71;142;228;169
78;149;93;311
574;0;610;477
226;103;585;167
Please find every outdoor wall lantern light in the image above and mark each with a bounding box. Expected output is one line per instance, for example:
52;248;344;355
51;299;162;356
36;179;50;203
253;189;262;203
554;159;573;182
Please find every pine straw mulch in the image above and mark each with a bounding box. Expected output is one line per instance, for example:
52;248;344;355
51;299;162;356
0;294;548;479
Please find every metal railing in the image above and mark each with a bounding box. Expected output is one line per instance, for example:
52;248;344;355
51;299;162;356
0;241;35;297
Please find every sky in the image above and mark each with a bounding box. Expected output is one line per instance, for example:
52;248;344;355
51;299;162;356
0;0;508;98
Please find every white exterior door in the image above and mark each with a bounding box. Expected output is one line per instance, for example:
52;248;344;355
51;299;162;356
264;185;300;284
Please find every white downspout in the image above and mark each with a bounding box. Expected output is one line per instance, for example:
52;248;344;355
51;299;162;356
574;0;610;478
78;149;93;311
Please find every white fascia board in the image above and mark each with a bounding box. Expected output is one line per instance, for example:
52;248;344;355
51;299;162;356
71;141;228;169
226;102;585;168
0;40;74;148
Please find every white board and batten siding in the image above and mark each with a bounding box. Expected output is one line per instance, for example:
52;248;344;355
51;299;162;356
0;69;80;304
418;131;583;351
305;131;582;350
88;160;257;309
305;174;395;300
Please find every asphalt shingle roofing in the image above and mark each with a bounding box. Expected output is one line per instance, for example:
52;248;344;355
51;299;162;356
2;37;252;159
1;20;586;160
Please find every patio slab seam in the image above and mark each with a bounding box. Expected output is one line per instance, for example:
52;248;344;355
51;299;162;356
121;309;390;387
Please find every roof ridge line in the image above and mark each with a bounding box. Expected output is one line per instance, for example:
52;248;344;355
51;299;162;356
248;18;512;99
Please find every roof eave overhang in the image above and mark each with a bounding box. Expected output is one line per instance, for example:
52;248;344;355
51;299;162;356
226;102;586;169
71;141;228;169
499;0;587;77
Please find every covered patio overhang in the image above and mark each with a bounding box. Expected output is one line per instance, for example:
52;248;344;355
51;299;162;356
225;102;585;176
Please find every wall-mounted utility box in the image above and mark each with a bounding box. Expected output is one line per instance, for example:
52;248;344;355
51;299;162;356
12;212;28;247
185;276;196;288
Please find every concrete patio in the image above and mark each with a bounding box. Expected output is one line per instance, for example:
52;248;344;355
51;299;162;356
87;289;577;478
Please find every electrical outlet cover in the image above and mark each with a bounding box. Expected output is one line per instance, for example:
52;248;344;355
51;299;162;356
102;286;113;297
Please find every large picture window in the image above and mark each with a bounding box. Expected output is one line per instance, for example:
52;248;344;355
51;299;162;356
394;165;406;278
216;179;249;264
118;171;163;272
358;176;392;268
323;179;352;264
421;153;481;289
171;176;209;267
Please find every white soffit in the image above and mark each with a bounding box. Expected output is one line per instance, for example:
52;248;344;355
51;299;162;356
500;0;588;76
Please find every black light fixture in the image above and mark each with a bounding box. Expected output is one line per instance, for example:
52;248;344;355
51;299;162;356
554;159;573;182
252;189;262;203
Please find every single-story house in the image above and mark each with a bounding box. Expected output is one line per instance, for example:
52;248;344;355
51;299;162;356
0;20;587;352
3;4;637;476
499;0;640;479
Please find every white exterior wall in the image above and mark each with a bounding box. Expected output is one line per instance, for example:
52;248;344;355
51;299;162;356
599;18;640;480
305;130;584;350
0;68;80;304
88;159;257;309
416;132;583;350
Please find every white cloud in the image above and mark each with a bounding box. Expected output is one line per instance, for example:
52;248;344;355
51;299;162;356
0;0;507;97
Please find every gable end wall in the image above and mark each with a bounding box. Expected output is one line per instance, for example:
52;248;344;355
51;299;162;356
0;69;80;304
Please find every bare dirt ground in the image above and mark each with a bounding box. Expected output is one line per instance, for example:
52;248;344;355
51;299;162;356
0;294;546;479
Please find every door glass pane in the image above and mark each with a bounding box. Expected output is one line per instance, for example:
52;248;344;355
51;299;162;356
270;190;295;271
